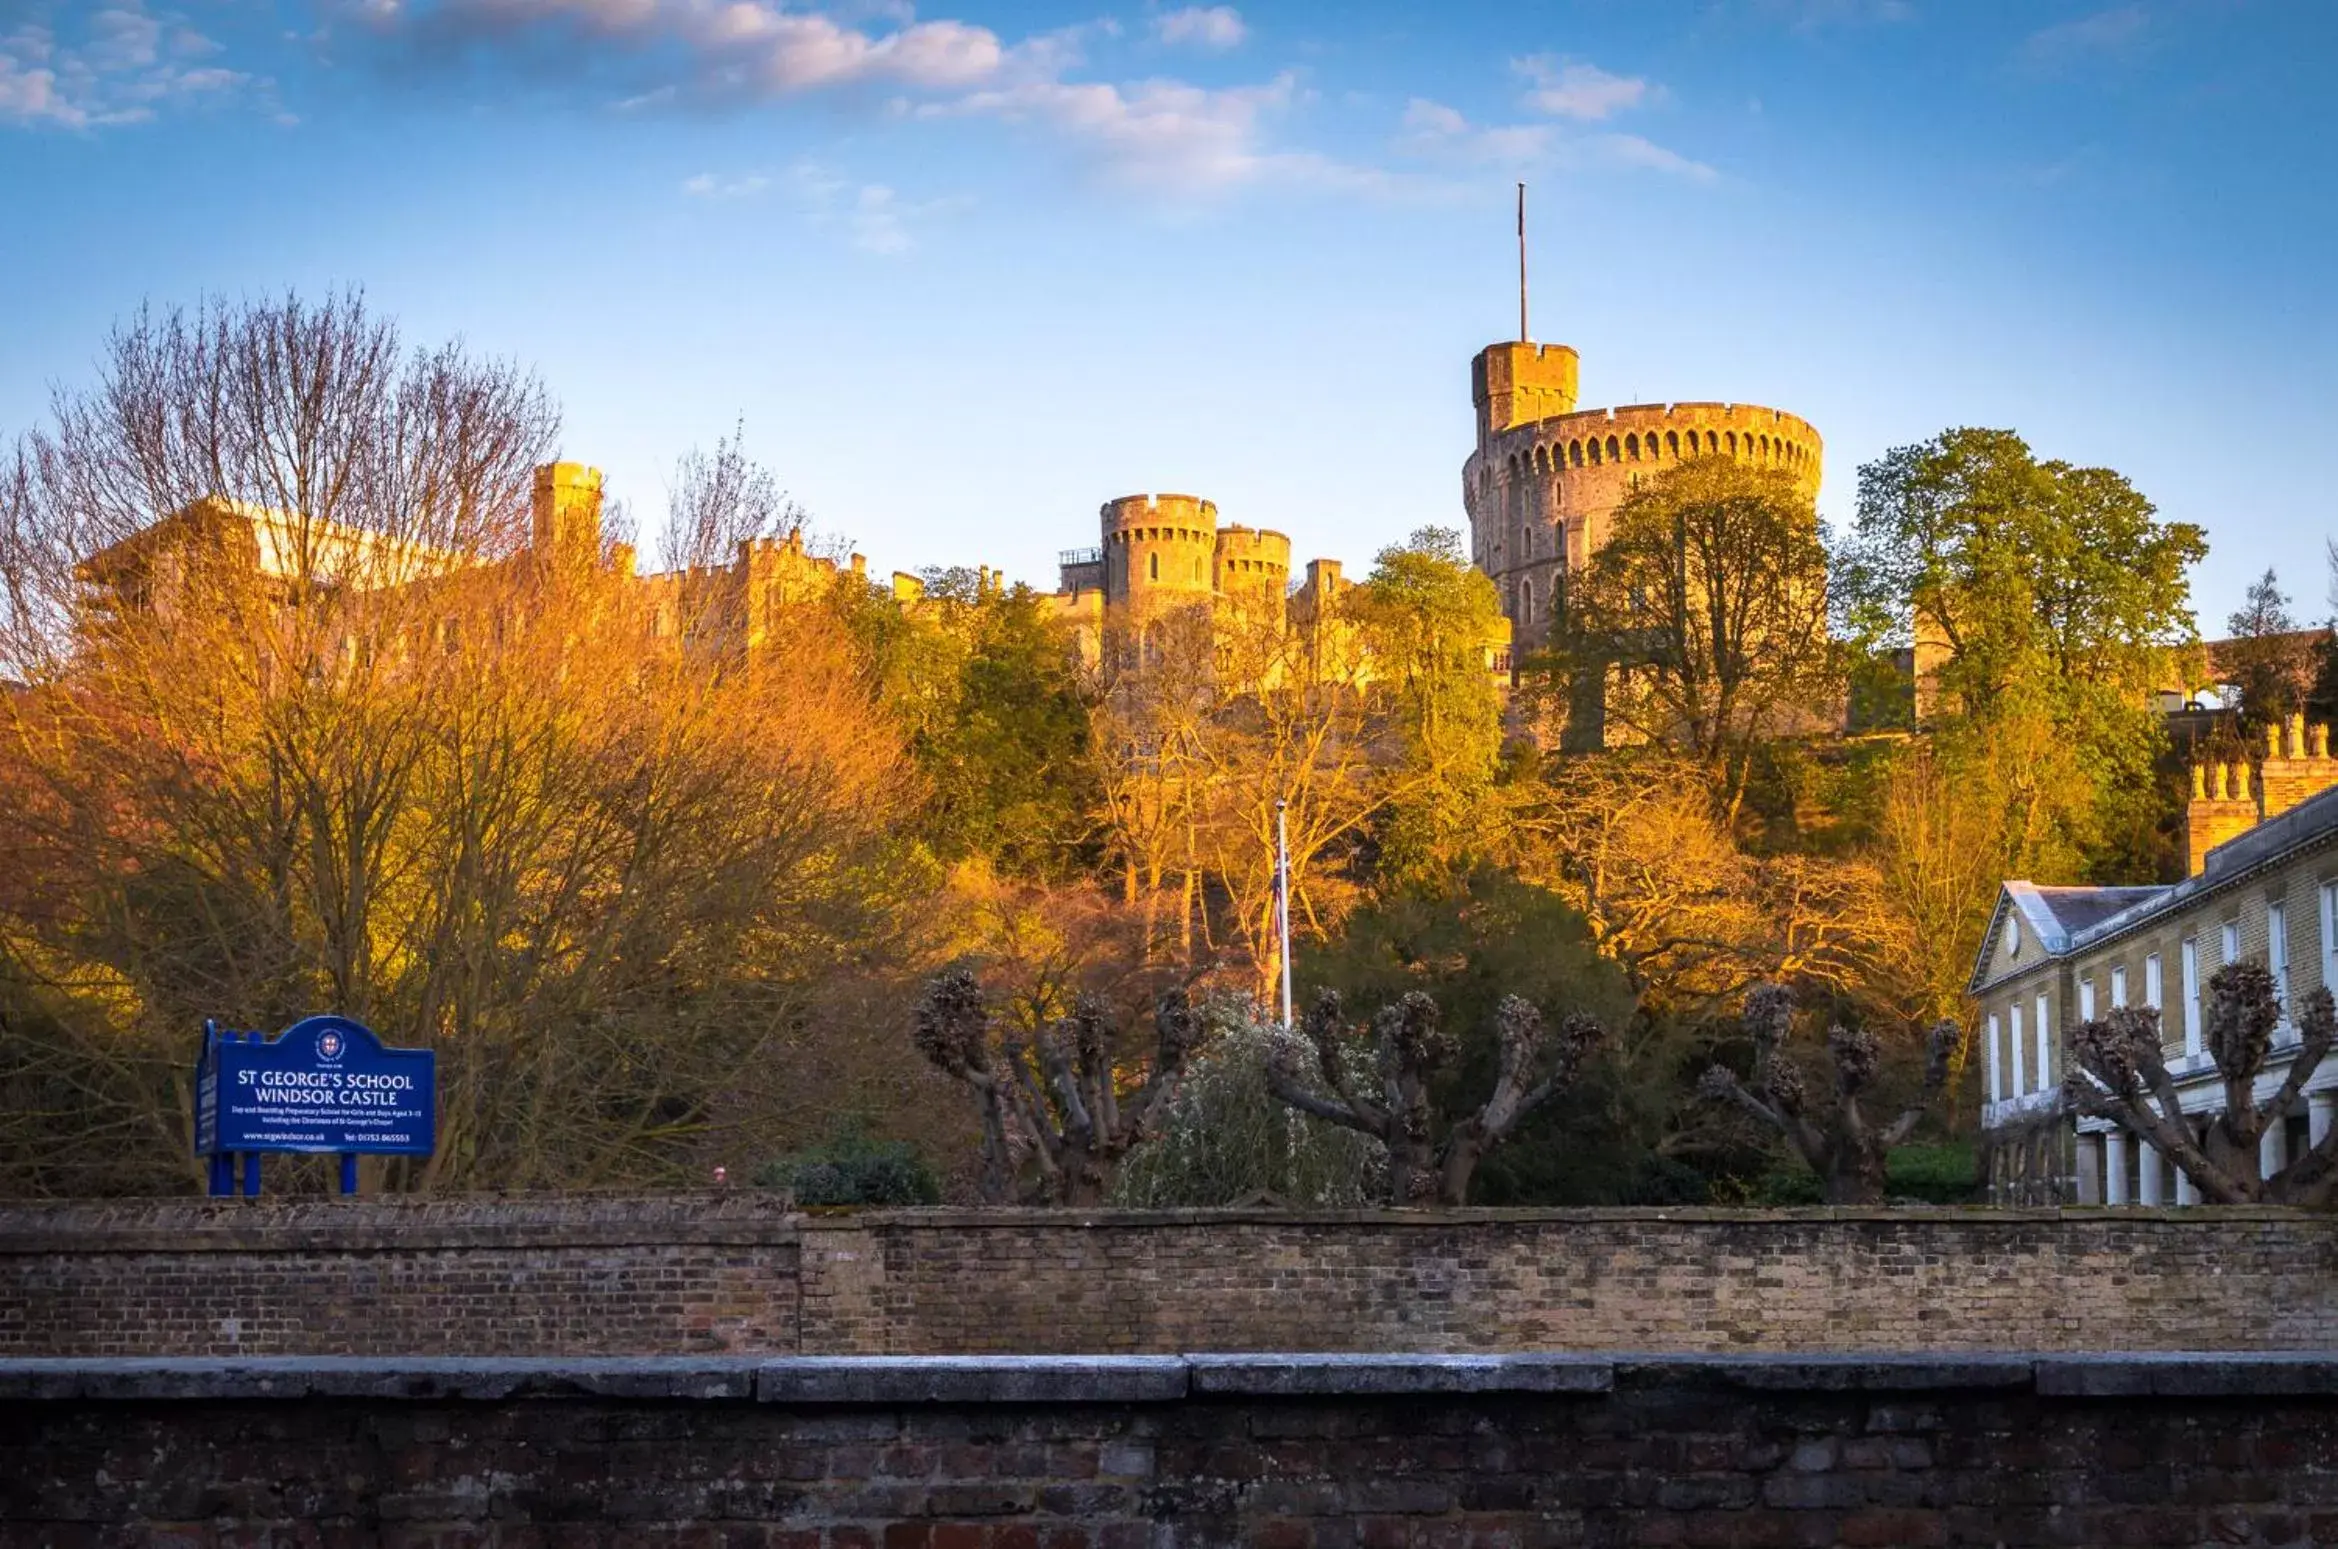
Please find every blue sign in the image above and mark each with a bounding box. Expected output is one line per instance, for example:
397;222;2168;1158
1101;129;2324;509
193;1016;435;1195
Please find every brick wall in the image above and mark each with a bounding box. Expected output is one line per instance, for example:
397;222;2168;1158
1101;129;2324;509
7;1356;2337;1547
5;1197;2337;1357
0;1194;802;1357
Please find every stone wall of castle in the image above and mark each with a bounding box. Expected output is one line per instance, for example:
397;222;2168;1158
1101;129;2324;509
5;1197;2334;1358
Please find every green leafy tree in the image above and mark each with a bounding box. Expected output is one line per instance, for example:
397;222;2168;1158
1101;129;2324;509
844;577;1100;881
1559;458;1839;822
1838;428;2203;884
1351;526;1509;888
1837;428;2203;716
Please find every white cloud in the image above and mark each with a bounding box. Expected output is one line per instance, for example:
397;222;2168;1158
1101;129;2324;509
1400;96;1713;182
1153;6;1246;51
1399;96;1550;164
1513;56;1648;121
2019;5;2149;71
682;170;770;197
788;159;970;252
0;2;257;129
925;71;1371;194
1589;132;1717;182
375;0;1041;97
346;2;1366;198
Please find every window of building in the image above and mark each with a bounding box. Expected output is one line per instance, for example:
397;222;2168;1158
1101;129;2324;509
2182;938;2202;1055
2110;965;2127;1009
2007;913;2022;959
2223;920;2241;966
2009;1001;2027;1097
2272;901;2291;1013
2079;977;2096;1022
2034;991;2051;1089
1148;553;1159;582
1986;1012;2003;1103
2144;952;2163;1011
2324;883;2338;1004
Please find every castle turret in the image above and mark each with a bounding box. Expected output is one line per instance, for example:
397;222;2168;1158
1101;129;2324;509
1472;341;1579;445
531;462;603;559
1101;493;1217;616
1213;524;1291;606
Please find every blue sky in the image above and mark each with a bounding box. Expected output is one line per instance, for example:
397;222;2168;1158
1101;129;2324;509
2;0;2332;630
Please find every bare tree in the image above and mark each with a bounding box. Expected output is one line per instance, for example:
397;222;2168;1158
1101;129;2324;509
2066;965;2338;1205
1266;987;1603;1206
0;293;929;1196
914;965;1197;1205
1699;983;1960;1205
658;419;810;573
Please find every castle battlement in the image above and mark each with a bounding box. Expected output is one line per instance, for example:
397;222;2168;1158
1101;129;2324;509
1100;493;1217;538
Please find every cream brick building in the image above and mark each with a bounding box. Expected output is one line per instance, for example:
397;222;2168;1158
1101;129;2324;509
1969;714;2338;1204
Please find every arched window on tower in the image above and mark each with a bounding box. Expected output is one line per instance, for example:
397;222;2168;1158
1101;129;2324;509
1521;576;1535;626
1149;553;1159;582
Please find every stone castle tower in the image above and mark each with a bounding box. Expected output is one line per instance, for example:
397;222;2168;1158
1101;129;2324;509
1051;493;1301;661
1461;339;1824;656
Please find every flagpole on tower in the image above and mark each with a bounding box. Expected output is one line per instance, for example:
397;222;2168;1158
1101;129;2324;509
1275;798;1293;1029
1517;180;1529;343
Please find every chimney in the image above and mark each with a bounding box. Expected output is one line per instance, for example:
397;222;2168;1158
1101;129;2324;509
2185;756;2260;877
2259;713;2338;820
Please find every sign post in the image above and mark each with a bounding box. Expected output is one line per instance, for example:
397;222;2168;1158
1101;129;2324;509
193;1016;435;1197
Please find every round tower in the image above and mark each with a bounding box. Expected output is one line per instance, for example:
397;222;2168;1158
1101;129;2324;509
1461;357;1823;658
1213;524;1291;606
1102;494;1218;617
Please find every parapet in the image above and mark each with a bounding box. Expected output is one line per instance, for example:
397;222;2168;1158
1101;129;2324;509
1101;493;1217;541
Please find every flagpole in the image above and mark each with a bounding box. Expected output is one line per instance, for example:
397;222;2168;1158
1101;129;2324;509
1275;798;1293;1028
1517;180;1529;343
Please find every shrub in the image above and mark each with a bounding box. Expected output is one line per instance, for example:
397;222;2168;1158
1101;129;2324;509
755;1124;941;1207
1110;1003;1385;1208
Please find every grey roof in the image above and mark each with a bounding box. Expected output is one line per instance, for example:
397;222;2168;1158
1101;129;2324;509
2030;886;2170;939
1970;780;2338;994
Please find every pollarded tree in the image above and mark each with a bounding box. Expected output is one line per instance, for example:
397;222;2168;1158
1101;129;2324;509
1699;984;1961;1205
2065;964;2338;1206
913;965;1196;1205
1265;987;1603;1206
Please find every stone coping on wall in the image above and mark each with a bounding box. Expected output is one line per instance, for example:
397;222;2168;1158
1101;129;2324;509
2;1194;2326;1254
9;1352;2338;1402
